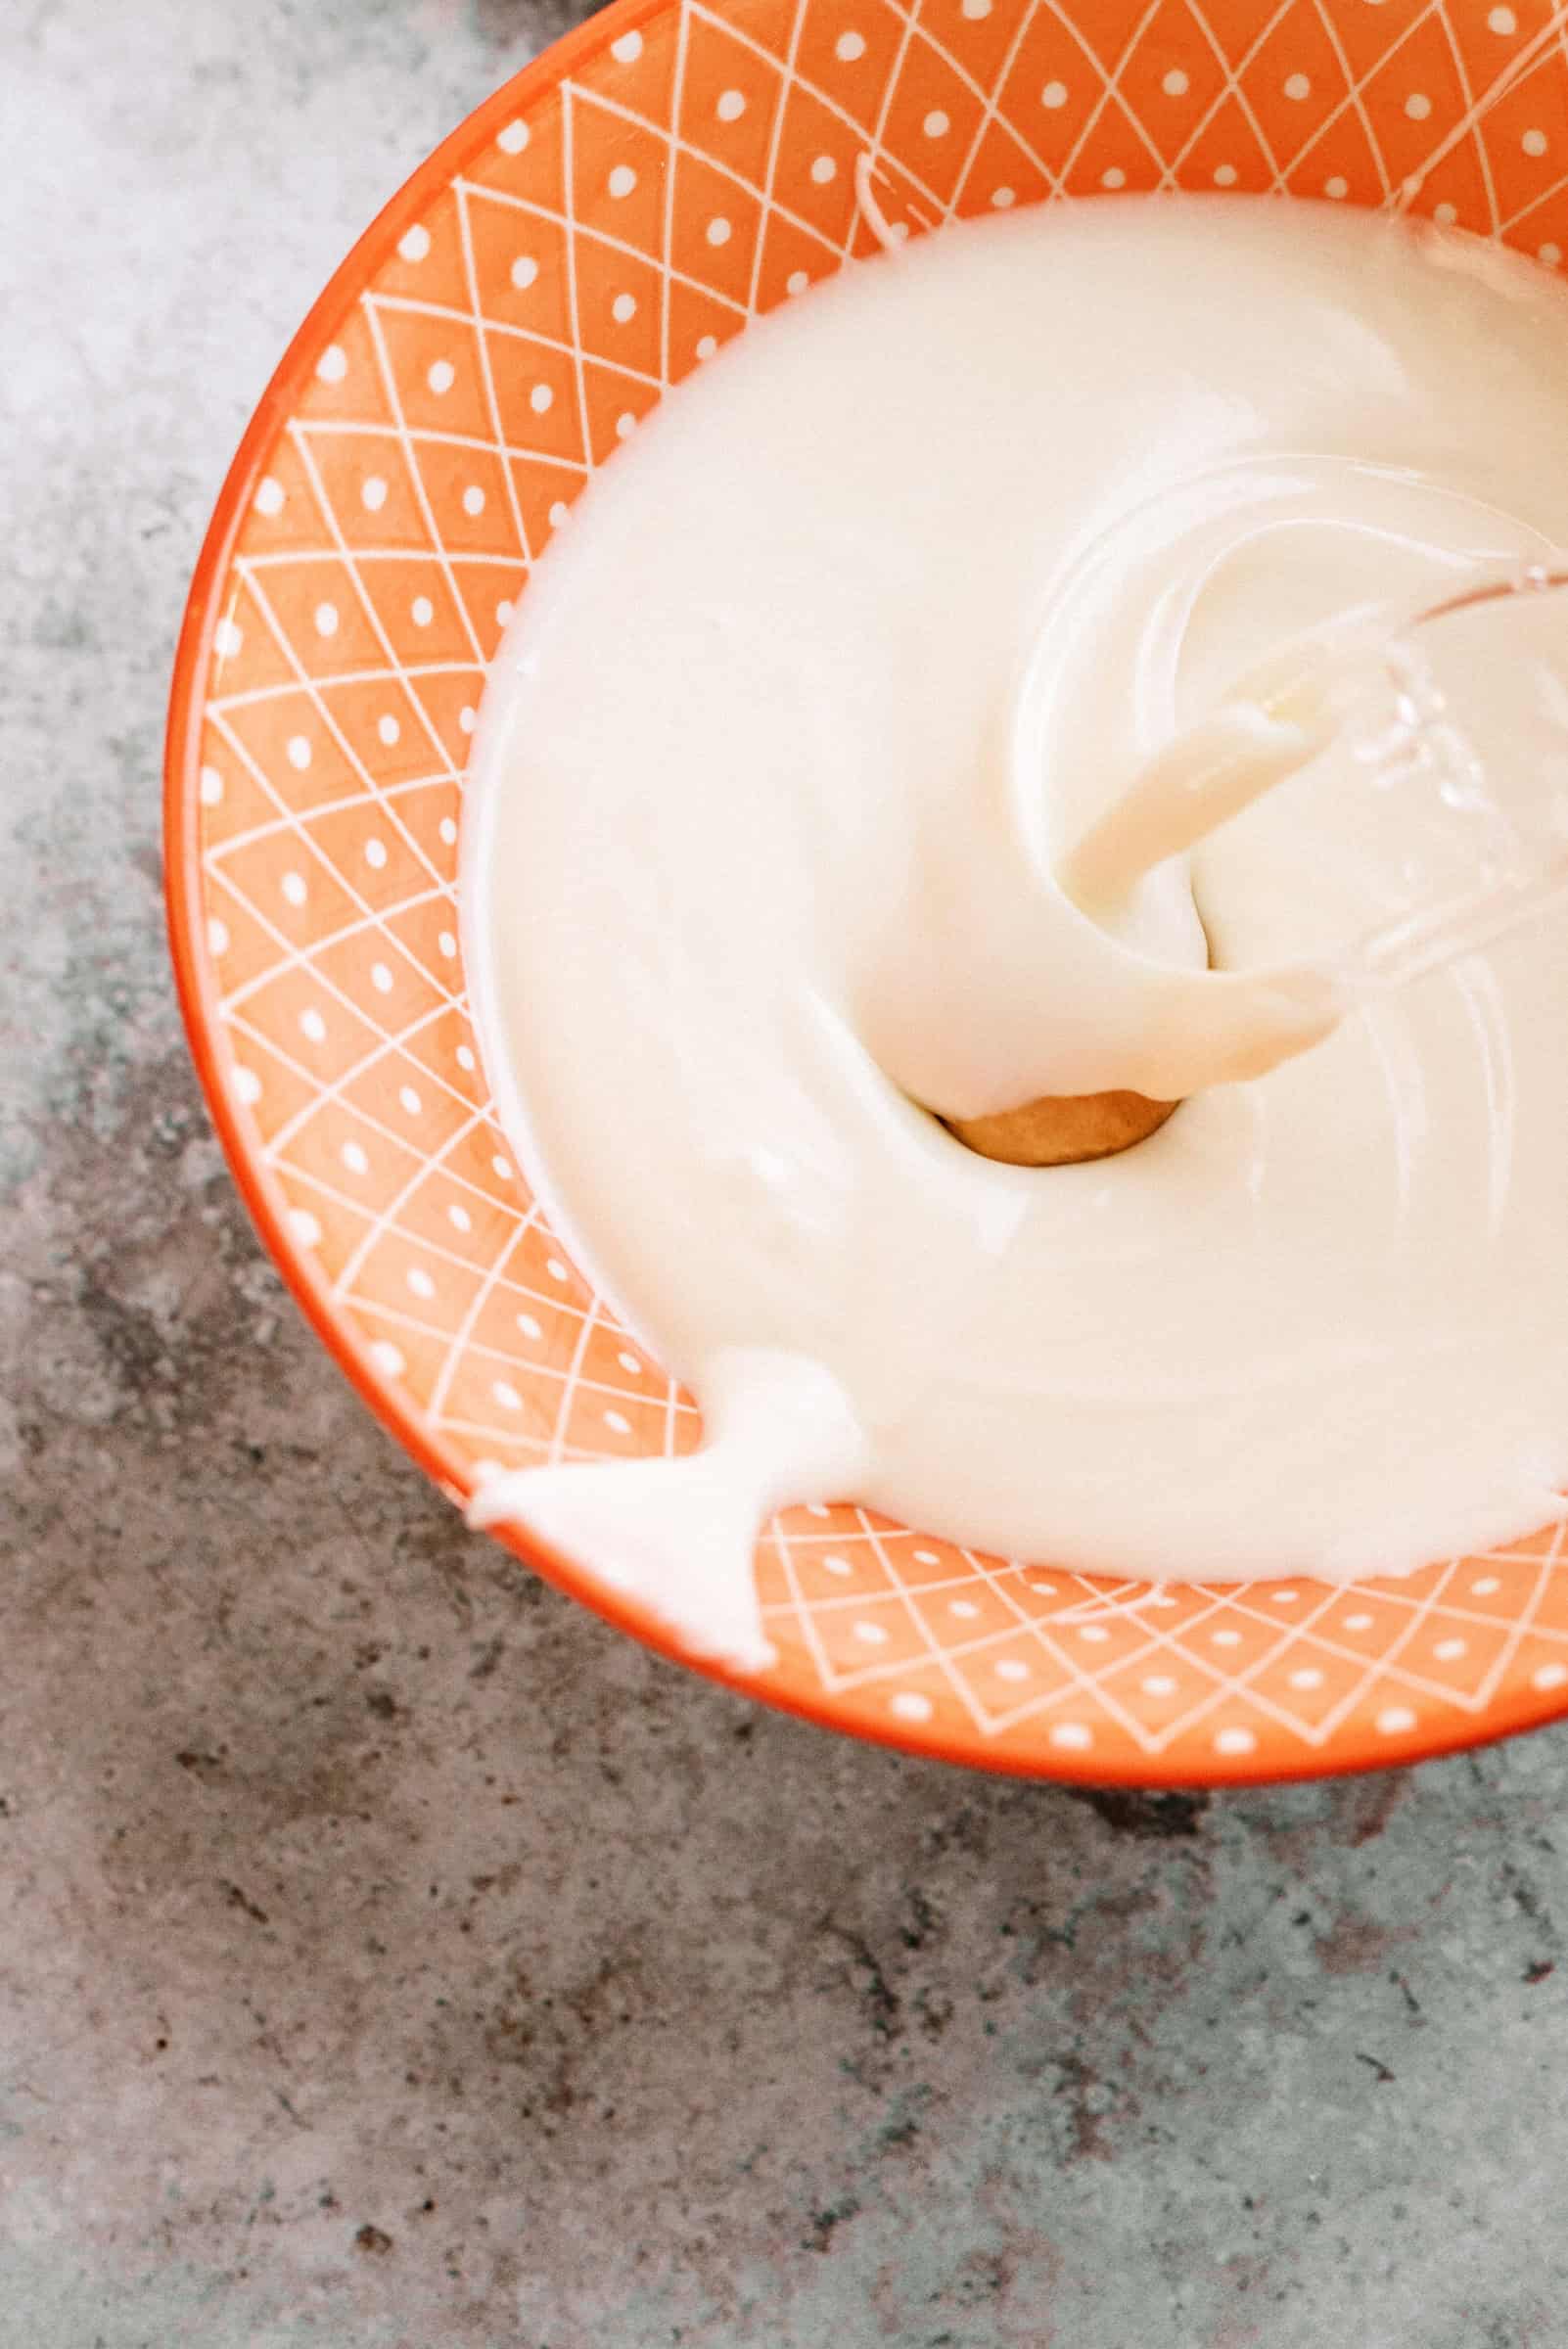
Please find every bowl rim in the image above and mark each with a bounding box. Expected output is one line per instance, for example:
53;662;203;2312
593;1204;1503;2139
165;0;1568;1788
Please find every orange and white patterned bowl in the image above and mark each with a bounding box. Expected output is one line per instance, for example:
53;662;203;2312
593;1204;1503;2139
167;0;1568;1784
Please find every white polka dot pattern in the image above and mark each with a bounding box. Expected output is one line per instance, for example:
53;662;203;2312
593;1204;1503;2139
173;0;1568;1781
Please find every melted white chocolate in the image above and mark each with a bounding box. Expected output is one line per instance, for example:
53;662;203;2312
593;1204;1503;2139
464;197;1568;1668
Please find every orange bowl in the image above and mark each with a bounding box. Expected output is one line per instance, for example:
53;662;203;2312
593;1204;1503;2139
167;0;1568;1784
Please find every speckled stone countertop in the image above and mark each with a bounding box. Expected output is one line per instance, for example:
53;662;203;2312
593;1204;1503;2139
7;3;1568;2343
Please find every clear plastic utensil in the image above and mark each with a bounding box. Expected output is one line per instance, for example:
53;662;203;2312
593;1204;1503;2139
1330;566;1568;997
944;552;1568;1159
1064;563;1568;902
1062;559;1568;1043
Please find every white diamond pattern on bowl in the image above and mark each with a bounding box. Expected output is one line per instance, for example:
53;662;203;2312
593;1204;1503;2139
174;0;1568;1778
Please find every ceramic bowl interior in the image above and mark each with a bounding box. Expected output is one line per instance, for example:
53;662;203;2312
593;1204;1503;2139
168;0;1568;1782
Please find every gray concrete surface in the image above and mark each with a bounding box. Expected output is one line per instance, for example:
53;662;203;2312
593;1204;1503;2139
7;2;1568;2343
